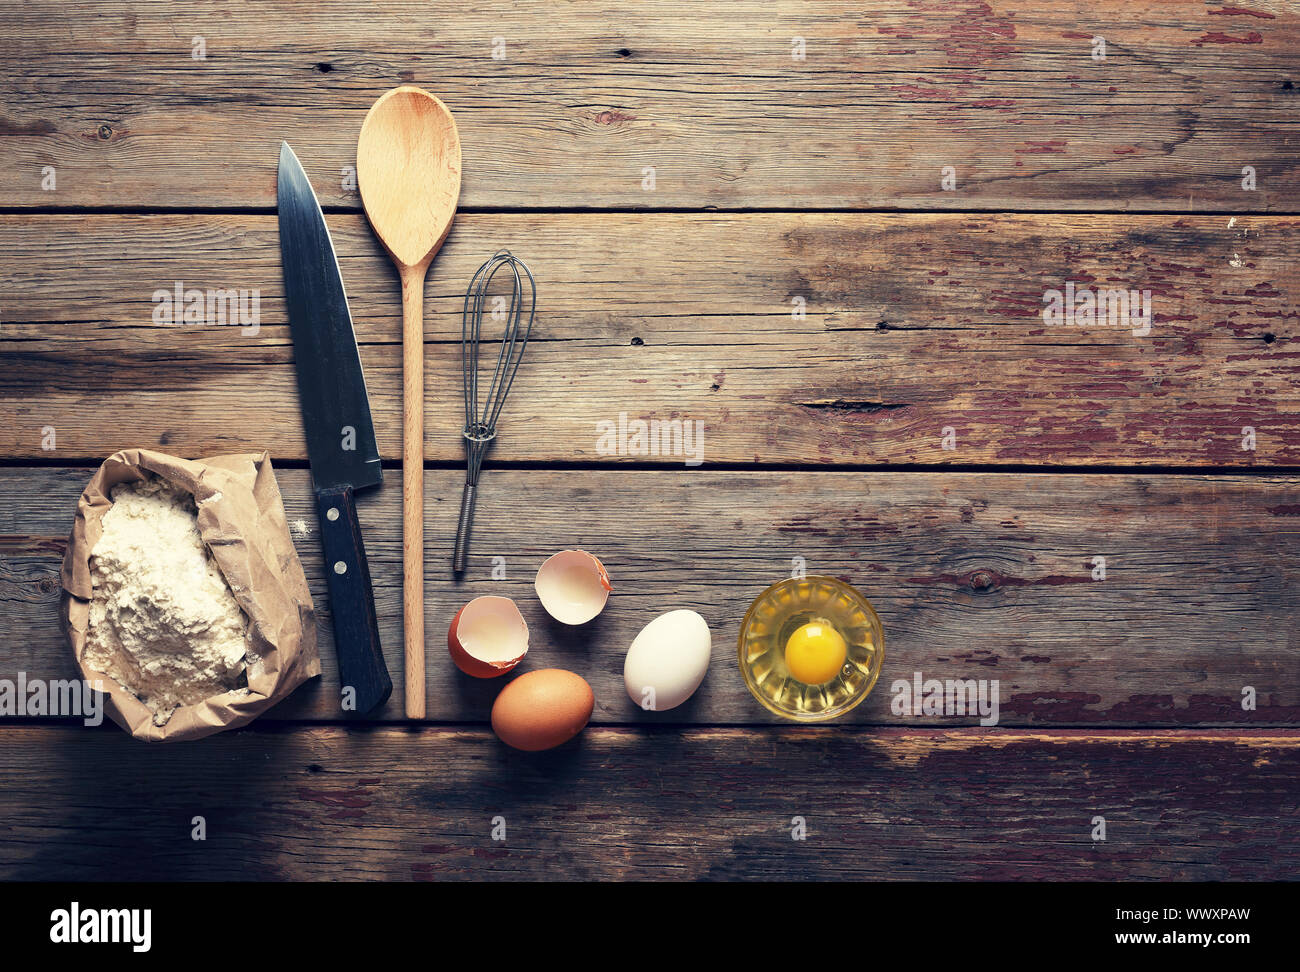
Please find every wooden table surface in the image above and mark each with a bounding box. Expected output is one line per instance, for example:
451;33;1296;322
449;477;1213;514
2;1;1298;881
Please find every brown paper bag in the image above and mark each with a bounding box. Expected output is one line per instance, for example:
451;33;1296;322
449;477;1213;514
60;449;319;742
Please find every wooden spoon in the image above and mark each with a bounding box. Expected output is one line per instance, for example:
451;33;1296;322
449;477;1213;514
357;86;461;719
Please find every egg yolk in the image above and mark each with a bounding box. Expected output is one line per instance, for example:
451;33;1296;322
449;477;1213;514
784;622;848;684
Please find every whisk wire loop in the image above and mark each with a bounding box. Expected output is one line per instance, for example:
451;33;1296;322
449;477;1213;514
453;250;535;572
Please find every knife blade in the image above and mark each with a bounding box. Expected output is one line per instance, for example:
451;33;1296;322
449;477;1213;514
277;141;392;714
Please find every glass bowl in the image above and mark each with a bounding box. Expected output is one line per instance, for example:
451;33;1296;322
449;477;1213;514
737;576;884;722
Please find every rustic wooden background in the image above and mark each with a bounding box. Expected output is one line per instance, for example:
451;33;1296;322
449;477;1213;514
1;1;1297;880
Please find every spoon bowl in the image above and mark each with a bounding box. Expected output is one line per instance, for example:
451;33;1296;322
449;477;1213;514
359;86;461;269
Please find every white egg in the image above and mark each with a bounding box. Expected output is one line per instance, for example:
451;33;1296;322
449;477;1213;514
623;610;711;712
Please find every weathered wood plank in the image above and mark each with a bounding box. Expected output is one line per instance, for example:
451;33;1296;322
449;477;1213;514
1;1;1296;211
2;212;1296;466
0;726;1294;880
3;467;1296;726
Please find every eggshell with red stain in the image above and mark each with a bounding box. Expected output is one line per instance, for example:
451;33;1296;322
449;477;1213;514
534;549;611;625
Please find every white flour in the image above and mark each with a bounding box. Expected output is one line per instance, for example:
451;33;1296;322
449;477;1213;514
85;477;251;725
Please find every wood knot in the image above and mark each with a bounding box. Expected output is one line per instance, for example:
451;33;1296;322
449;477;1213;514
97;124;113;140
594;109;637;126
969;570;996;591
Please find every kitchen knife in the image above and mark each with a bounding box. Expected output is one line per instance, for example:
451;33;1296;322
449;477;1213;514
277;141;392;714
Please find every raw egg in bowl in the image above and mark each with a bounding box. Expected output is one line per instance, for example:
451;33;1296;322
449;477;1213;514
737;576;883;722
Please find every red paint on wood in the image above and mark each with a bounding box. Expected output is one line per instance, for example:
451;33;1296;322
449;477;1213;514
1192;31;1264;45
1208;6;1276;18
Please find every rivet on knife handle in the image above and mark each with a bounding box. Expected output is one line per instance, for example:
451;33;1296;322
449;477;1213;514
316;485;391;714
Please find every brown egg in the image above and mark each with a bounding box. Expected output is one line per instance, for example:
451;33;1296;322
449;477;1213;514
491;669;595;752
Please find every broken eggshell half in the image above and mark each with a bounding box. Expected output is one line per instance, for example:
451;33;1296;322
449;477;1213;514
534;549;612;625
448;595;529;678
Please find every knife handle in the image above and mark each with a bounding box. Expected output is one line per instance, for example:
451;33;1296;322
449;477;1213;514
316;485;392;714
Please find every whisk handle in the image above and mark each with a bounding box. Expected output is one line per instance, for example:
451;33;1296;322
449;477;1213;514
451;481;478;573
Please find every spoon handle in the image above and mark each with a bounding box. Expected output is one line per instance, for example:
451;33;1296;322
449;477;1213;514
400;265;427;720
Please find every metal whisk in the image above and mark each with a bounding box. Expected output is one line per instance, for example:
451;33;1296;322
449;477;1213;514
452;250;536;573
